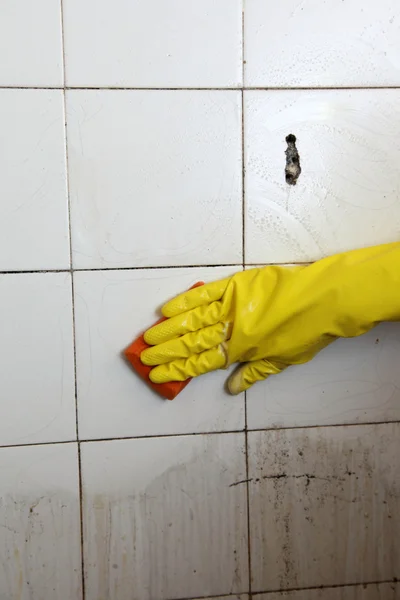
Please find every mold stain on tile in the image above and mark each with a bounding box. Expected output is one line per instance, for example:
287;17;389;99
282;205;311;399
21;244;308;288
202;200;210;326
86;438;247;600
285;134;301;186
0;492;80;599
250;425;400;591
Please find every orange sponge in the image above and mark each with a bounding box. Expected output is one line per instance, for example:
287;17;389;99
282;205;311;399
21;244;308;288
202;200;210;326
124;282;204;400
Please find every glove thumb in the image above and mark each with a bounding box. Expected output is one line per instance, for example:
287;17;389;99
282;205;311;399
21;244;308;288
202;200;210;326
227;359;285;395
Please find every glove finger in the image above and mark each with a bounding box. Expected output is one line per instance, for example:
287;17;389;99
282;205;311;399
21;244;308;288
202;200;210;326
141;321;230;366
162;278;230;318
144;301;223;345
149;344;227;383
227;359;284;395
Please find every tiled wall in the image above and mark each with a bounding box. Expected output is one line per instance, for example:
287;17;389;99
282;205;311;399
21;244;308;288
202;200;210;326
0;0;400;599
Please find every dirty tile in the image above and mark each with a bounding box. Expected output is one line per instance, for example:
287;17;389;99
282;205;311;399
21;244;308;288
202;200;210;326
244;0;400;87
193;597;248;600
81;433;248;600
63;0;242;88
244;90;400;264
67;90;242;269
255;582;400;598
0;90;69;271
0;273;76;446
0;443;81;600
247;322;400;429
0;0;63;86
74;267;244;440
248;424;400;592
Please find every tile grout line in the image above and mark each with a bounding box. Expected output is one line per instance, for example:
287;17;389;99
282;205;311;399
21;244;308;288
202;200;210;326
171;591;249;600
59;0;86;597
241;85;246;266
251;578;400;596
0;261;313;276
248;419;400;433
244;404;253;600
0;430;246;451
241;4;253;598
2;418;400;450
169;578;400;599
3;85;400;91
172;592;249;600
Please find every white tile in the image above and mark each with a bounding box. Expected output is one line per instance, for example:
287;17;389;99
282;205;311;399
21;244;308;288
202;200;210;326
81;434;248;600
63;0;242;88
244;0;400;87
0;90;69;271
74;267;244;440
0;0;63;86
0;443;81;600
256;582;400;599
0;273;76;445
67;90;242;269
247;322;400;430
245;90;400;264
248;424;400;592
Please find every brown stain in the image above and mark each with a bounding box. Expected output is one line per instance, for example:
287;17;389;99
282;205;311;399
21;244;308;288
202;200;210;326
92;493;111;599
0;492;80;599
13;548;23;600
86;437;247;599
250;424;400;591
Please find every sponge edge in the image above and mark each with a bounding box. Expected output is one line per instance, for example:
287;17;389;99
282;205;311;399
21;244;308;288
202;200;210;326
124;282;204;400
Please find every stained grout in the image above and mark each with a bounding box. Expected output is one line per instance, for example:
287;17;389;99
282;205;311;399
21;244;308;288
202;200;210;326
1;418;400;451
155;577;400;600
173;592;249;600
0;262;313;276
80;429;246;444
0;431;245;451
2;85;400;91
252;578;400;596
241;99;246;265
241;4;253;596
59;0;86;596
248;419;400;434
0;269;71;275
1;419;400;451
0;439;78;450
75;263;243;272
59;6;75;436
172;591;249;600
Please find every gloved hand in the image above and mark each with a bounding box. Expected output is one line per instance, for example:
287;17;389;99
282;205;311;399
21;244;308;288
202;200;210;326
141;243;400;395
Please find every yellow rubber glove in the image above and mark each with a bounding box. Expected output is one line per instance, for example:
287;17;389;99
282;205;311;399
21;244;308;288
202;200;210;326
141;242;400;395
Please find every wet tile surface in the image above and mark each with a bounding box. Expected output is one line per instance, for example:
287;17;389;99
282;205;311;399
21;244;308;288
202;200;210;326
247;322;400;430
0;443;81;599
74;266;244;439
248;424;400;592
244;0;400;87
67;90;242;269
244;90;400;264
0;0;63;86
0;90;69;271
63;0;242;88
0;273;76;446
81;433;248;600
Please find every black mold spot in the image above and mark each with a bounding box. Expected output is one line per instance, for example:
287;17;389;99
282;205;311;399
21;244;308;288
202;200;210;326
285;134;301;185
